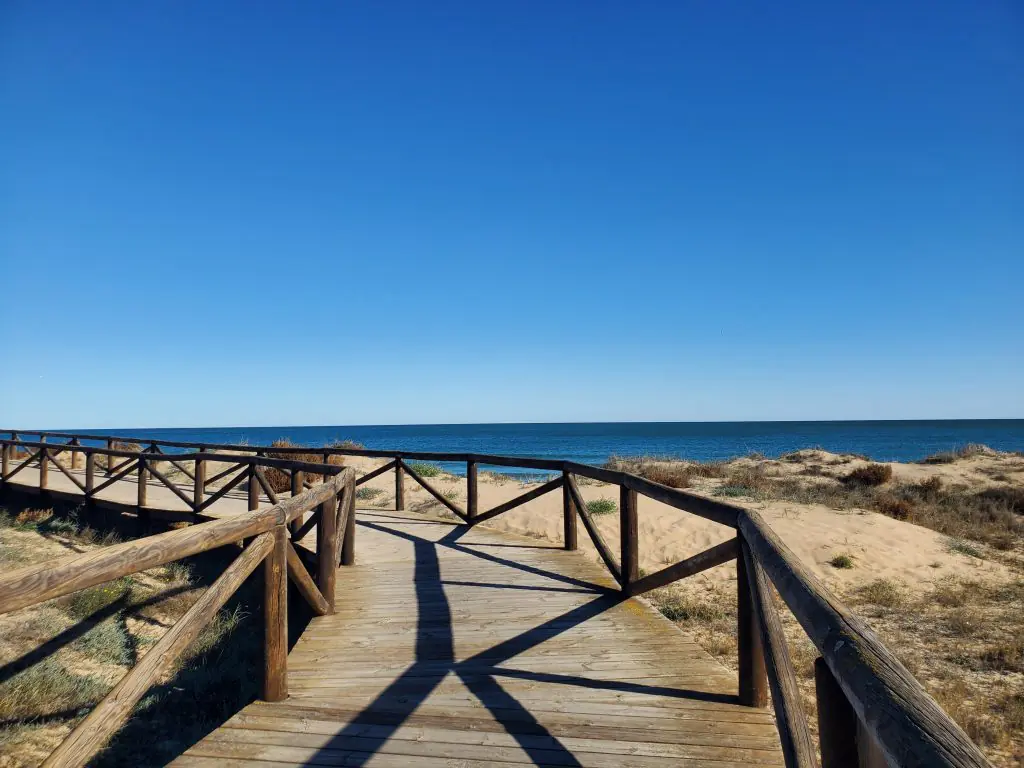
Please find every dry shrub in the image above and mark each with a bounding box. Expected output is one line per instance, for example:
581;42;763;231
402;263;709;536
843;463;892;486
262;439;347;493
855;578;903;608
920;443;992;464
112;441;142;453
15;508;52;525
875;494;914;520
977;639;1024;673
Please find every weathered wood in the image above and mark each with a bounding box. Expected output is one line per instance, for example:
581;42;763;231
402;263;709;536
402;460;468;521
395;459;405;510
39;437;48;490
165;455;196;483
626;538;739;597
316;497;337;612
1;442;9;480
291;507;320;543
205;462;247;489
0;473;352;615
354;459;396;487
196;469;249;513
340;473;355;567
289;470;304;534
43;533;274;768
815;657;859;768
248;467;260;511
146;461;196;509
194;459;205;511
566;474;621;583
45;448;87;492
742;542;819;768
88;458;140;496
264;526;288;702
562;470;577;551
620;485;638;592
472;476;563;524
466;460;478;520
737;544;768;708
105;438;114;475
85;452;95;494
286;540;329;615
739;509;991;767
2;448;41;481
255;468;279;505
622;473;741;529
137;456;148;507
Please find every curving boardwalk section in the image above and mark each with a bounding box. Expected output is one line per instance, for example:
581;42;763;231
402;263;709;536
172;509;782;767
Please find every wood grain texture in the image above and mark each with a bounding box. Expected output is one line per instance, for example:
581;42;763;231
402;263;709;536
626;538;739;597
264;526;288;702
741;542;819;768
739;509;991;767
43;532;274;768
737;547;769;709
174;509;783;767
286;540;329;616
562;471;577;551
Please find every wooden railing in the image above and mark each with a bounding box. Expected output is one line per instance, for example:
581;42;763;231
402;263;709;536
0;429;994;768
0;439;356;768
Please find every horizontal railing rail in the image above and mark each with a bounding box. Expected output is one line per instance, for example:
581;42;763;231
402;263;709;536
0;466;356;768
0;429;992;768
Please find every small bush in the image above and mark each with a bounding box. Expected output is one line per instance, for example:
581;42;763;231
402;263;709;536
875;495;914;520
977;640;1024;673
975;486;1024;515
920;444;991;464
657;594;727;623
586;498;617;516
947;538;984;559
856;578;903;607
355;486;384;501
714;485;751;498
263;439;346;492
843;463;892;486
828;553;855;569
408;462;442;478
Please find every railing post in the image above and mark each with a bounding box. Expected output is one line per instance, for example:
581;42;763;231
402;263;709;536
562;471;577;550
137;455;147;507
85;451;96;495
248;465;259;511
466;460;478;521
1;442;9;482
737;541;768;707
193;458;205;513
395;458;405;511
263;525;288;702
317;495;338;612
105;438;114;475
39;437;48;491
815;657;859;768
341;471;356;566
68;438;79;470
619;485;638;593
289;469;304;534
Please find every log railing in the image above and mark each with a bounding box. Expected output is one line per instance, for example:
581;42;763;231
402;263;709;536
0;457;356;768
0;429;993;768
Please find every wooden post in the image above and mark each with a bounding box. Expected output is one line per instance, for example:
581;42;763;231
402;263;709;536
341;472;356;566
737;548;769;707
263;525;288;702
395;458;405;511
248;466;259;511
85;452;96;495
619;485;638;592
106;438;114;475
39;437;48;491
815;657;859;768
562;471;578;550
317;496;337;611
1;442;9;482
137;455;148;507
193;459;205;513
466;461;478;521
289;470;304;534
68;438;79;470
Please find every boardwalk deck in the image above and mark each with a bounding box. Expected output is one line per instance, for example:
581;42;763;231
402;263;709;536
172;509;783;767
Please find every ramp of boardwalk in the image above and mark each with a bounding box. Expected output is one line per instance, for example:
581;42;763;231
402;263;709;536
0;431;993;768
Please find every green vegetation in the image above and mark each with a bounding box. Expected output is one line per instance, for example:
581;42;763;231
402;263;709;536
408;461;443;477
947;538;984;559
355;486;384;501
585;498;617;516
828;553;855;569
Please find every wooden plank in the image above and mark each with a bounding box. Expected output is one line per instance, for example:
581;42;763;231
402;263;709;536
566;474;620;583
43;532;274;768
626;538;739;596
286;540;329;615
472;476;563;524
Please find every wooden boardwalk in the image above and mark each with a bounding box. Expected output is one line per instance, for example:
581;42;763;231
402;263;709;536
172;509;782;767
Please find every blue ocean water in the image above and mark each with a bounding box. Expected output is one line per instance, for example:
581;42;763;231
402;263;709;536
59;421;1024;474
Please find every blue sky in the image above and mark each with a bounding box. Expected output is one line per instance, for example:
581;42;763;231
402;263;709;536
1;1;1021;428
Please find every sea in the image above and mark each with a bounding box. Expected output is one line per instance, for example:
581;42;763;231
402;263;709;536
56;420;1024;476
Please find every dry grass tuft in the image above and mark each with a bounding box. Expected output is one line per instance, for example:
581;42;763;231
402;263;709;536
262;438;348;492
854;578;904;608
920;444;992;464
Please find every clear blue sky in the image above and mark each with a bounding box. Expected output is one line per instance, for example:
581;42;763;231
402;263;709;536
1;1;1021;428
